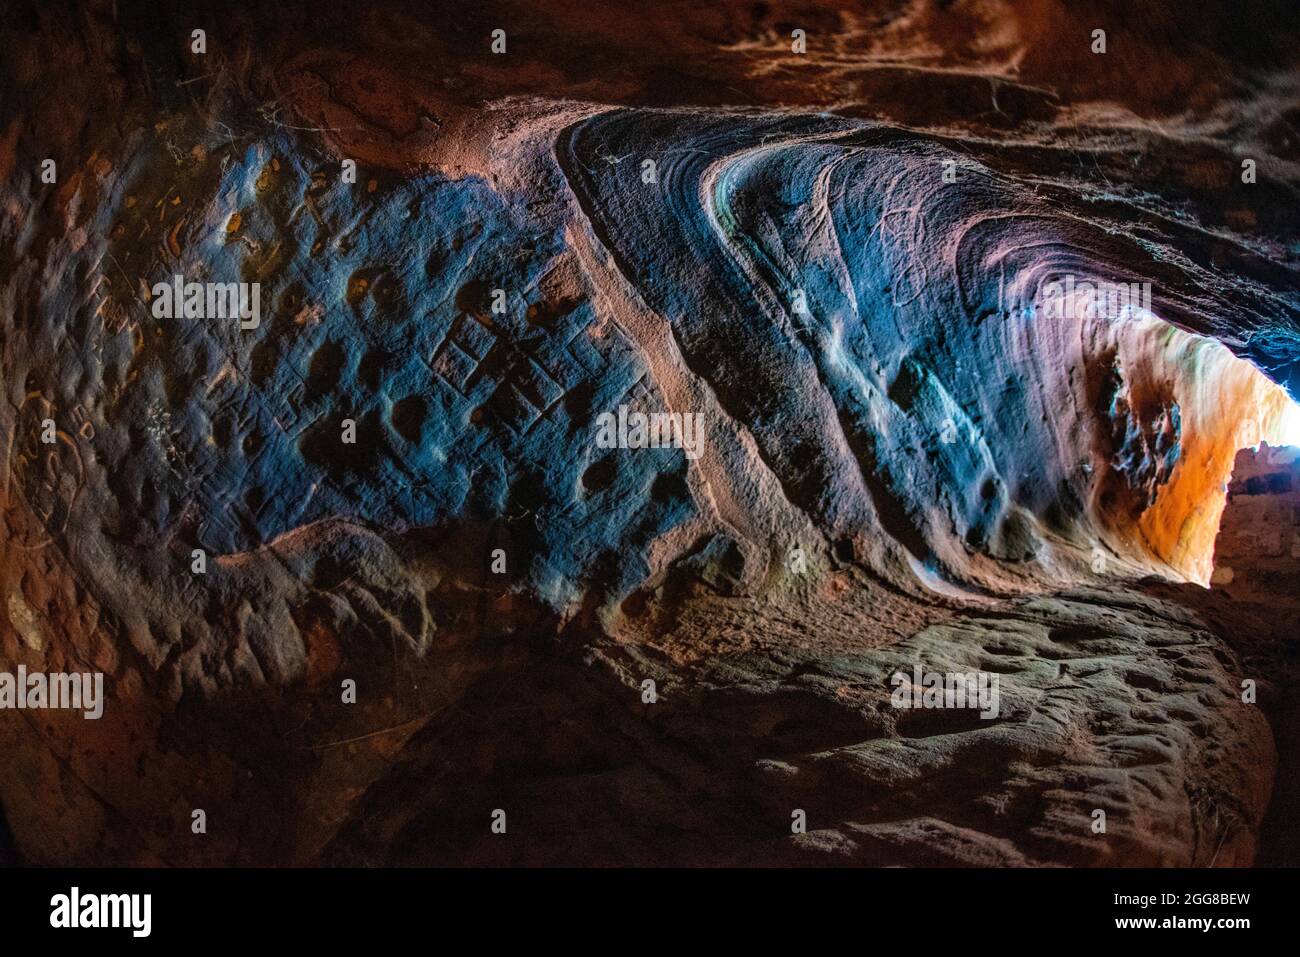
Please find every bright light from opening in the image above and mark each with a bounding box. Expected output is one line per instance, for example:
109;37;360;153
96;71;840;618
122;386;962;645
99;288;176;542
1280;397;1300;448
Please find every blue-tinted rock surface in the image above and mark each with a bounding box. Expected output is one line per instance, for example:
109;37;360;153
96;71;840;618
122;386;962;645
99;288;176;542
1;0;1297;866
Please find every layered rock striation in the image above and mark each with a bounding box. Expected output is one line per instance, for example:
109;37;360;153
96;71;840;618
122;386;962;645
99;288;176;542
1;0;1298;865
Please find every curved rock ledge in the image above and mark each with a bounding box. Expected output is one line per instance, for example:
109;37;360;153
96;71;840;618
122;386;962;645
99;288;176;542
1;0;1297;866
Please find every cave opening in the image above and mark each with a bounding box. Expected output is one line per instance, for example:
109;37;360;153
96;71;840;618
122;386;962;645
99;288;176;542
1167;345;1298;588
1276;395;1300;449
1083;311;1299;588
1206;392;1300;593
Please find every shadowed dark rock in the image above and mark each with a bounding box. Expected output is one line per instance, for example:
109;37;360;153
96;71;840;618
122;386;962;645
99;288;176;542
1;0;1297;866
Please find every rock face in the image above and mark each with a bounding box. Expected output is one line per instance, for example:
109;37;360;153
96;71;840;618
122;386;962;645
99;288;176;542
1212;445;1300;595
1205;445;1300;867
0;0;1297;866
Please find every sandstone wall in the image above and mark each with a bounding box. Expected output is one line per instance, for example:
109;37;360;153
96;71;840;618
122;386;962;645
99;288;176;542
1212;444;1300;599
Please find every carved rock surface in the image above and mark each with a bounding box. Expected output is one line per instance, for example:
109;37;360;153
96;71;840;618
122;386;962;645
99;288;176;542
1;0;1297;866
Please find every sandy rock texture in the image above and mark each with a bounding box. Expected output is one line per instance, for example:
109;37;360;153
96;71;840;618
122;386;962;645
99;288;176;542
0;0;1297;865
